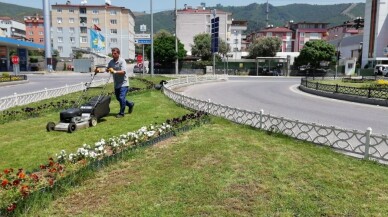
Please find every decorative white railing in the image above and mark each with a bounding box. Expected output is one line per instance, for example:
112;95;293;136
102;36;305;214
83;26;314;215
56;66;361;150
163;75;388;164
0;78;110;111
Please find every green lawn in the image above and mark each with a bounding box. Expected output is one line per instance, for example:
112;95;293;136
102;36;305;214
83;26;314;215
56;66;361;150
29;118;388;216
1;76;388;216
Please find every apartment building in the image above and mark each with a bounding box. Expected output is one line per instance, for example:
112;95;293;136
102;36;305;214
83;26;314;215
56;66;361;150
51;3;135;59
24;15;45;44
176;5;232;56
362;0;388;66
0;17;26;40
326;21;362;41
228;20;248;59
289;21;329;52
256;26;293;52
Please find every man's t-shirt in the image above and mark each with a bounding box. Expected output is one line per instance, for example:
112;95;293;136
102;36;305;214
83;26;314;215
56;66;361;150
107;57;129;89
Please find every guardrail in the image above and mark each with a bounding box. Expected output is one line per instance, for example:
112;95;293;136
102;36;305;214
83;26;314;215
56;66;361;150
163;75;388;164
0;78;109;111
300;77;388;99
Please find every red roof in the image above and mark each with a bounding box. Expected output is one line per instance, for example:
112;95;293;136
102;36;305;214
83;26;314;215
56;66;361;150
52;4;124;9
259;27;292;33
298;29;327;33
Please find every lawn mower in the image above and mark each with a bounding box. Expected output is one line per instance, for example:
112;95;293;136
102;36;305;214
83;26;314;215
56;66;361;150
46;66;112;133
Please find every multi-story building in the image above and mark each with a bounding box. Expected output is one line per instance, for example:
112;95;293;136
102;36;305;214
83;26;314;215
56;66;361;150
229;20;248;59
326;21;362;41
289;21;329;52
0;17;26;40
362;0;388;66
176;5;232;56
51;3;135;59
256;26;293;52
24;15;45;44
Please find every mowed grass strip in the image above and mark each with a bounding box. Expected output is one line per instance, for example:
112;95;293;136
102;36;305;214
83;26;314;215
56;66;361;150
29;118;388;216
0;77;186;171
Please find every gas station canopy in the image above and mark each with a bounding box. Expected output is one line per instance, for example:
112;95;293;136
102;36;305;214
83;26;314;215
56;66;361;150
0;36;44;50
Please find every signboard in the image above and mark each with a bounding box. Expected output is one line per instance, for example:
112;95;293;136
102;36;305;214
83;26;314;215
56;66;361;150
140;24;147;32
211;17;219;53
135;34;151;39
11;55;19;64
135;39;151;44
137;55;143;64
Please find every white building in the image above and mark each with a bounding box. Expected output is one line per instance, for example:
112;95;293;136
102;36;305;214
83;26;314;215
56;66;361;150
229;20;248;59
176;5;232;56
0;17;26;40
51;3;135;59
362;0;388;66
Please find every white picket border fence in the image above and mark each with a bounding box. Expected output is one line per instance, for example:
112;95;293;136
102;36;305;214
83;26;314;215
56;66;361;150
0;78;110;111
163;75;388;164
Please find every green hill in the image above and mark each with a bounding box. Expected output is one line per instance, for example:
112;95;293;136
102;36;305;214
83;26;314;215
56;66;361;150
0;2;42;22
135;3;365;33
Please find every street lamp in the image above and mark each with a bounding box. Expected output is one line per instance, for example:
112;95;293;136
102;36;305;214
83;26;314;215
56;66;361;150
334;34;344;79
150;0;154;76
175;0;178;74
358;42;363;76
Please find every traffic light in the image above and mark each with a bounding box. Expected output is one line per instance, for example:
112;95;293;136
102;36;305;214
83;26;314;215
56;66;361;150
337;51;341;61
354;17;364;29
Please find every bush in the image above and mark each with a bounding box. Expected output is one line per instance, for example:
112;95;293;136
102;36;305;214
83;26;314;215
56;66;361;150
2;72;10;77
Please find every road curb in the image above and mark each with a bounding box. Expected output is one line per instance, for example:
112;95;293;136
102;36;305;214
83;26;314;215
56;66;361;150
0;80;29;87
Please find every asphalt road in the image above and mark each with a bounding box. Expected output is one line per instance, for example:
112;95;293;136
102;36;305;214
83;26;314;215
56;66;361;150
181;76;388;135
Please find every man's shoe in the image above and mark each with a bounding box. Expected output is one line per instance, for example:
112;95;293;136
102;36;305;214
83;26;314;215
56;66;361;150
116;114;124;118
128;102;135;114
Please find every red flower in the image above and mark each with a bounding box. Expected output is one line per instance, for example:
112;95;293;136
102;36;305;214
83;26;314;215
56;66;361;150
1;179;9;188
17;169;26;179
12;179;20;186
40;165;46;170
48;178;54;186
30;173;39;182
7;203;16;212
4;168;13;174
20;185;30;197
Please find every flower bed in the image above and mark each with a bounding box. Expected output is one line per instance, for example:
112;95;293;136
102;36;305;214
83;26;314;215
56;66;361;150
0;111;209;216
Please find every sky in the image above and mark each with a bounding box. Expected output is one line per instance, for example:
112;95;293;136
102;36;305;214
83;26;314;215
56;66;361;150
1;0;366;12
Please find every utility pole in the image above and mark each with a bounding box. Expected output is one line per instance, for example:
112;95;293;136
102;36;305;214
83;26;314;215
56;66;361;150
150;0;154;76
266;0;269;27
43;0;52;72
175;0;179;74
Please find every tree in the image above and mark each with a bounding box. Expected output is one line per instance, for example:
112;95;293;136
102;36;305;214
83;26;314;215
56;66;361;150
145;29;186;64
248;37;282;58
294;40;336;69
191;33;229;60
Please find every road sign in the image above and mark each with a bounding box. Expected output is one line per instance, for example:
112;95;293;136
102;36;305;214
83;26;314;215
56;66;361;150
137;55;143;63
140;24;147;32
135;39;152;44
11;55;19;64
135;34;151;39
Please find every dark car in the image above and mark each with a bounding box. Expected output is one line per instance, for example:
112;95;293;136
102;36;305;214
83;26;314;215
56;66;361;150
133;64;147;74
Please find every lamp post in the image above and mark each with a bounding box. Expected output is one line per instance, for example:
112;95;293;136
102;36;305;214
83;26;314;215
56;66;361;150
334;34;344;79
175;0;178;74
150;0;154;76
358;42;363;76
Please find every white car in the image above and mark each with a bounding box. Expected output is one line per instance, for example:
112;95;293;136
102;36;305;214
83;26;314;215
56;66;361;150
374;64;388;76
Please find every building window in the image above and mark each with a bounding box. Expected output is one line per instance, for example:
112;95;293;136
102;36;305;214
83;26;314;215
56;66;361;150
57;8;62;13
28;23;33;27
92;9;99;14
58;37;63;43
69;18;75;23
70;37;75;43
80;36;87;43
29;31;33;36
110;19;117;25
300;32;305;37
58;46;63;52
110;29;117;34
39;31;43;35
80;17;87;24
57;18;62;24
40;38;44;43
80;8;87;14
69;27;75;33
110;10;117;15
28;38;34;42
38;24;43;27
69;9;74;13
57;27;63;33
110;38;118;43
92;18;99;24
80;27;87;34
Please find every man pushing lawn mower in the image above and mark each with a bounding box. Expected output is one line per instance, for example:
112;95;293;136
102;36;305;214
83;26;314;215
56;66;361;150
96;47;134;118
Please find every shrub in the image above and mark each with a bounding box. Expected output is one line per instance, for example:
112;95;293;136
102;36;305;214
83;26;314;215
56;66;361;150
2;72;10;77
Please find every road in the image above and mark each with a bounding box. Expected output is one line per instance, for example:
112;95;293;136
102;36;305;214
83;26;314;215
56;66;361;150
181;76;388;135
0;63;139;98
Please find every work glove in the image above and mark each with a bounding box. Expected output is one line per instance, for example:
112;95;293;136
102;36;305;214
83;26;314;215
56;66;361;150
108;68;116;74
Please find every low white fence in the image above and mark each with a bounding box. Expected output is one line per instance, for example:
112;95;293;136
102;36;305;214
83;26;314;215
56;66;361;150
0;78;109;111
163;75;388;164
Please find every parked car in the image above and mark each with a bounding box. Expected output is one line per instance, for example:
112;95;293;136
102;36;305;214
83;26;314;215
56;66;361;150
133;64;147;74
374;64;388;76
